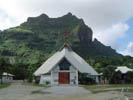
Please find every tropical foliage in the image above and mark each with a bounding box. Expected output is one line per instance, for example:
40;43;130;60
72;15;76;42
0;13;132;83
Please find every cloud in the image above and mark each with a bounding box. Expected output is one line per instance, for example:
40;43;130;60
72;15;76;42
120;42;133;57
0;9;18;30
0;0;133;29
0;0;133;55
93;23;129;49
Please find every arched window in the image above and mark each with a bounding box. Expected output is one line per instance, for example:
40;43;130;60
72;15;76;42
59;58;71;70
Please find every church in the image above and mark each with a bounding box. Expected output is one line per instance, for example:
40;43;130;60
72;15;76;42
34;43;99;85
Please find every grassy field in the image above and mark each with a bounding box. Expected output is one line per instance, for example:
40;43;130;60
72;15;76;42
82;84;133;93
82;84;133;89
0;83;11;89
31;90;50;94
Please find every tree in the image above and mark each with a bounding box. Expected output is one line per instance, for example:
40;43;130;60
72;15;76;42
126;71;133;83
103;65;116;84
113;71;122;84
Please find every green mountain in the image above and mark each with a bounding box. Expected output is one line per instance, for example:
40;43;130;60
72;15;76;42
0;13;122;64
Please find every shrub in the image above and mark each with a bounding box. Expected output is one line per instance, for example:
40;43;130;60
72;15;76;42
45;81;50;85
28;74;33;83
78;73;96;85
34;76;40;84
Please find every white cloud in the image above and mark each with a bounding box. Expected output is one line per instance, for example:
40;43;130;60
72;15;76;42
0;9;18;30
0;0;133;30
93;23;129;49
120;42;133;57
0;0;133;55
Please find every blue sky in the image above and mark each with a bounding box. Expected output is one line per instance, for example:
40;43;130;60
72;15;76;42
117;18;133;56
0;0;133;56
119;18;133;51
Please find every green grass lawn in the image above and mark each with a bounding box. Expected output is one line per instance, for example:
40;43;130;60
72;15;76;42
0;83;11;89
82;84;133;94
31;90;50;94
82;84;133;89
107;84;133;88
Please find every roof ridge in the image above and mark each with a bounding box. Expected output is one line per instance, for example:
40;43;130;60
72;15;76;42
58;44;72;51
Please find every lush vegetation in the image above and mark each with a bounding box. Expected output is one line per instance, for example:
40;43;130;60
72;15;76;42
0;13;132;82
0;13;121;65
87;56;133;73
87;56;133;84
0;55;133;83
79;73;96;85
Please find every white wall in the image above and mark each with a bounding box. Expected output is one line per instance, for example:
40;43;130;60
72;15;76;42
39;74;51;84
51;65;78;85
1;76;13;83
39;65;79;85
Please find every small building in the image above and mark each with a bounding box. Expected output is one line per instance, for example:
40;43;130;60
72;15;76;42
115;66;133;83
115;66;133;74
1;72;14;83
34;45;98;85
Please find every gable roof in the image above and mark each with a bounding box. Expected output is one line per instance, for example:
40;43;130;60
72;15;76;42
34;47;98;76
2;72;14;76
115;66;133;74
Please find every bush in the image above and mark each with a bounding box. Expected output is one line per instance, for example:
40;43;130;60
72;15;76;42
125;71;133;83
78;73;96;85
28;74;33;83
45;81;50;85
34;76;40;84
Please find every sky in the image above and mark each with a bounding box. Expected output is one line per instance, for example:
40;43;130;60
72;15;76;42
0;0;133;56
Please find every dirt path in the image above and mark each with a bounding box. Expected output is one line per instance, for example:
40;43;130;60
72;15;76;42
0;82;42;100
41;85;91;95
0;82;132;100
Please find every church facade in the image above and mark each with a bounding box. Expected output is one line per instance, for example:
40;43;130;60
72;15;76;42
34;46;98;85
40;58;78;85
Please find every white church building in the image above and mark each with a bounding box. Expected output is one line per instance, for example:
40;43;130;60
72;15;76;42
34;45;98;85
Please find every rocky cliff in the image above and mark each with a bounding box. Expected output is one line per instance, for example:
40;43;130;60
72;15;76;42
0;13;122;64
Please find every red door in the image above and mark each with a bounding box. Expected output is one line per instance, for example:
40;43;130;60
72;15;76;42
59;72;70;84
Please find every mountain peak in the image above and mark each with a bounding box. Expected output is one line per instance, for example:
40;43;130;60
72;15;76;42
26;13;49;24
66;12;73;16
14;13;121;59
62;12;77;18
39;13;49;19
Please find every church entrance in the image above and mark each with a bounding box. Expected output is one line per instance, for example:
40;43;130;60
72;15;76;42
59;72;70;84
